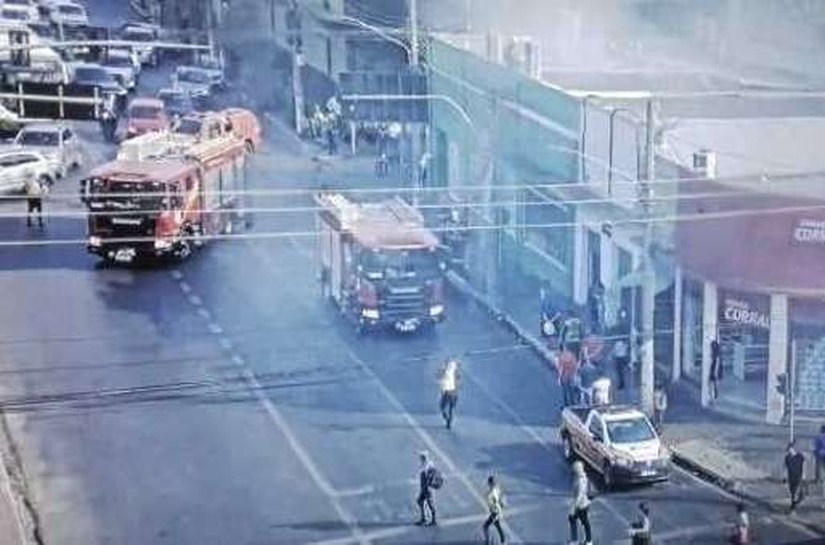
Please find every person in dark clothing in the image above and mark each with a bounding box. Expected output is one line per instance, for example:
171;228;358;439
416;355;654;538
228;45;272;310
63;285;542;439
784;441;806;513
415;451;437;526
813;425;825;484
100;108;118;143
483;475;506;544
612;337;630;390
710;339;722;400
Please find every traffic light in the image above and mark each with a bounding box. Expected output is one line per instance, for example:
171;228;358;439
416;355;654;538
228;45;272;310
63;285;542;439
776;373;787;396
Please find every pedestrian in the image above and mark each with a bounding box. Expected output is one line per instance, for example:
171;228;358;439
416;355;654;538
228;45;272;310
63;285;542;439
567;460;592;545
24;176;44;228
415;451;438;526
612;337;630;390
561;315;583;356
556;348;580;407
482;475;506;544
710;338;722;400
100;107;118;143
628;502;651;545
784;440;806;513
728;502;750;544
812;424;825;486
653;381;668;430
439;358;460;429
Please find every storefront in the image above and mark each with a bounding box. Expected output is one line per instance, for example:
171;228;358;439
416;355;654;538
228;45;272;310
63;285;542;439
674;179;825;422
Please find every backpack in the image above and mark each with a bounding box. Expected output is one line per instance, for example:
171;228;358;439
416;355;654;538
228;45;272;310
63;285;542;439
427;467;444;490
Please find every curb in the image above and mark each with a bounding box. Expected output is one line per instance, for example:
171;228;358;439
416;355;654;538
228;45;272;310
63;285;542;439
445;271;557;371
670;448;825;536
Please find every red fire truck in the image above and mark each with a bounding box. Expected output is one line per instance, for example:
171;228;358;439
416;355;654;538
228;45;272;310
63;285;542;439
80;136;248;263
316;193;446;333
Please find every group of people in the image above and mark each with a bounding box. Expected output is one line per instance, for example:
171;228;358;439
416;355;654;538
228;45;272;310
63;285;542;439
308;96;342;155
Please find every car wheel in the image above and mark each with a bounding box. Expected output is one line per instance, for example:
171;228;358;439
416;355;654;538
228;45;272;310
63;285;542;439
562;433;576;462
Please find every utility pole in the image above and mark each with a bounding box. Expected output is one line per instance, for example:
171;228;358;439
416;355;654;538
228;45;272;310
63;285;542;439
640;98;657;415
409;0;419;66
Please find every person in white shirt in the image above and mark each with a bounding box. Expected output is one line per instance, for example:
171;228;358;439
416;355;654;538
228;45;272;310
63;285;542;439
439;358;461;429
483;475;506;544
568;461;592;545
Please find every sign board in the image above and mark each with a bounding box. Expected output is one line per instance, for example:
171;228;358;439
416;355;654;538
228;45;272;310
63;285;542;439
719;293;770;330
792;219;825;245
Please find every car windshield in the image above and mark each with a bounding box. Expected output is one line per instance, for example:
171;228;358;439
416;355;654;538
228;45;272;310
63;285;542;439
6;0;30;6
360;248;440;280
87;179;168;210
75;67;112;83
58;4;83;15
17;131;58;146
178;70;210;84
606;417;656;444
105;56;132;67
130;106;161;119
124;29;153;42
175;118;201;135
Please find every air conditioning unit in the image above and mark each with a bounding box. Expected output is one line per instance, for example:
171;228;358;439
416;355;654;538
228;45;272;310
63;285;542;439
693;149;717;179
505;37;541;78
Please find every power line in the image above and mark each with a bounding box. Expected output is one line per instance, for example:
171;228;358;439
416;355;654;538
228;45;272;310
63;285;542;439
3;200;824;247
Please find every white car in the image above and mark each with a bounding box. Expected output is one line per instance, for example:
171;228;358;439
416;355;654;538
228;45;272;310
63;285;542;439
48;0;88;28
120;22;159;66
1;0;39;21
13;123;83;178
173;66;214;98
0;149;55;193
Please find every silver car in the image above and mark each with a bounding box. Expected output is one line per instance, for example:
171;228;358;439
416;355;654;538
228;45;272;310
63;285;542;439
102;51;138;91
173;66;214;99
0;149;55;193
13;123;83;178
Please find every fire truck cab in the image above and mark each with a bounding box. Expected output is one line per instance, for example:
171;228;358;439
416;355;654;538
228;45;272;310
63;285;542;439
316;193;446;333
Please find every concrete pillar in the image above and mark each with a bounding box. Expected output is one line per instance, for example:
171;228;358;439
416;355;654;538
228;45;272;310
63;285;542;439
572;220;587;306
672;266;683;383
683;284;696;377
766;293;789;425
600;234;617;326
701;281;718;407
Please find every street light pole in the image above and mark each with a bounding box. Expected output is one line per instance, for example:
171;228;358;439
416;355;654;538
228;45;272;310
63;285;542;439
640;98;657;415
409;0;419;66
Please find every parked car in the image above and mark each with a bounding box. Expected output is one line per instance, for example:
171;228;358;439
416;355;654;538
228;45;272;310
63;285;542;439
1;0;39;22
125;97;169;138
0;149;57;192
560;404;670;489
48;0;89;28
157;88;194;119
173;66;215;99
120;22;159;66
101;50;138;91
13;122;83;178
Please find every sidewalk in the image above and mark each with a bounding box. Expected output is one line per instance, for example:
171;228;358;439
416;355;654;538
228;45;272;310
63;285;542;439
446;269;825;535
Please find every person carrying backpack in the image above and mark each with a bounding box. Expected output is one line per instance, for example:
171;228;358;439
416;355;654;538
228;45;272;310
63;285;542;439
483;475;506;544
415;451;441;526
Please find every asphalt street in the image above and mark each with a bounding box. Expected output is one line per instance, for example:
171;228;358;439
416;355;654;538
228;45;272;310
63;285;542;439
0;2;820;545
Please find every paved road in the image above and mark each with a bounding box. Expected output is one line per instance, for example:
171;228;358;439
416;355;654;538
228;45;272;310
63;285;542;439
0;2;820;544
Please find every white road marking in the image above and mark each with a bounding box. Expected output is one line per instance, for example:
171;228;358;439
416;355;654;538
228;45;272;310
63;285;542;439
179;282;192;294
239;368;369;545
170;270;183;280
307;503;543;545
218;338;233;351
197;308;211;320
344;348;527;544
207;323;223;335
187;294;203;307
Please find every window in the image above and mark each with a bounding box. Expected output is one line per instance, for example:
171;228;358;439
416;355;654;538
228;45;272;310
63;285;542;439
62;128;72;142
605;417;656;444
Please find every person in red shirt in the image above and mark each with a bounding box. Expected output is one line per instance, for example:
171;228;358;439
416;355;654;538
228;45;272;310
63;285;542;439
557;349;580;407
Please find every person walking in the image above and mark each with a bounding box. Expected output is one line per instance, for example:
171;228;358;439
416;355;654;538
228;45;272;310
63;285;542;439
628;502;651;545
710;338;722;400
612;337;630;390
24;176;44;228
728;502;751;544
813;424;825;486
557;349;580;407
568;461;592;545
785;441;806;513
653;382;668;430
415;451;438;526
482;475;506;544
439;358;461;429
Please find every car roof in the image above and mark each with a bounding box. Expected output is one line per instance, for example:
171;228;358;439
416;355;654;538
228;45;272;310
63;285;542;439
74;62;105;69
0;148;43;158
595;406;648;421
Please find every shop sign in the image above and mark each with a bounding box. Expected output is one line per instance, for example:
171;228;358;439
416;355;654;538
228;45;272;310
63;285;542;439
721;297;770;329
792;219;825;244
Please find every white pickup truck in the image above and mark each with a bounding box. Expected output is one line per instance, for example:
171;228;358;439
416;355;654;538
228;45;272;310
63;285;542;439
560;404;670;489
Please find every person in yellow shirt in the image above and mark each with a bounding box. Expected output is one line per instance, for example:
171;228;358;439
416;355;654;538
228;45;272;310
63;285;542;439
483;475;506;544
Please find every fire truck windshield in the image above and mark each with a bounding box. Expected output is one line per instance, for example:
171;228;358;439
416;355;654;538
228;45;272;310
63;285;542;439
360;249;439;280
86;178;169;211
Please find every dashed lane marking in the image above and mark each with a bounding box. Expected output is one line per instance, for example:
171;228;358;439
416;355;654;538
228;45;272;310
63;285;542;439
207;323;223;335
187;294;203;307
170;270;183;280
196;308;211;320
179;282;192;294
